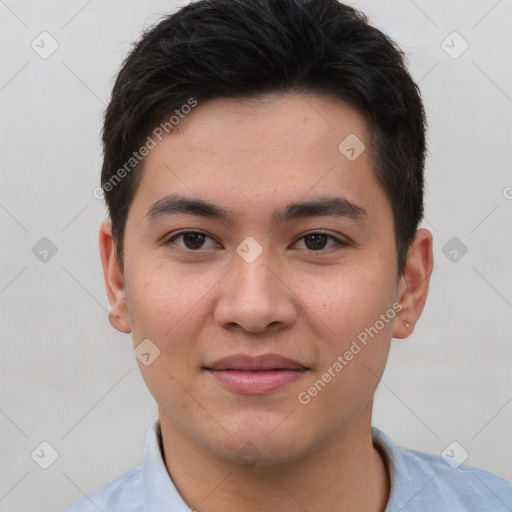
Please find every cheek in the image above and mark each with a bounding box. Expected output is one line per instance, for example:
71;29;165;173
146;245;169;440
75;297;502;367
126;261;215;342
299;266;396;397
126;270;205;417
296;315;393;430
125;273;205;408
309;265;397;341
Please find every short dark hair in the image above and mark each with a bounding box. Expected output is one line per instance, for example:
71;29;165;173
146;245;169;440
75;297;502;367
101;0;426;276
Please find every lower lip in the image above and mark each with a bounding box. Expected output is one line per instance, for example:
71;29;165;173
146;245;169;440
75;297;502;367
205;369;306;394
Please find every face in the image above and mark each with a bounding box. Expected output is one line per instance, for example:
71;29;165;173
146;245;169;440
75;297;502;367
102;93;419;465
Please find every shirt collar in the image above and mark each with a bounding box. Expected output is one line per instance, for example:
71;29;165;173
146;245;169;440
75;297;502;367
371;426;439;512
140;419;191;511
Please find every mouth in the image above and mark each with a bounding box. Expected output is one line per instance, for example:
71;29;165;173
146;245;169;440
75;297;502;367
203;354;309;394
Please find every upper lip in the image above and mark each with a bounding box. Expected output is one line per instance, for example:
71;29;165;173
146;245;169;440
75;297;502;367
204;354;308;371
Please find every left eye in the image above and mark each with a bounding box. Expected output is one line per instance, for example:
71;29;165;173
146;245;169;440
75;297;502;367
293;233;344;251
165;231;345;251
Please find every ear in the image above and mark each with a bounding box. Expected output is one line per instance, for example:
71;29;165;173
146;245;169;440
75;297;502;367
99;220;132;334
393;228;434;339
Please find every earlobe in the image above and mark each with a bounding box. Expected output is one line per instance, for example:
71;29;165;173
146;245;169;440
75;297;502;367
393;228;434;339
99;220;132;334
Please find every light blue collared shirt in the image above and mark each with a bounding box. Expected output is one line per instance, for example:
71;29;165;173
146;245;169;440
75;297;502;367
63;420;512;511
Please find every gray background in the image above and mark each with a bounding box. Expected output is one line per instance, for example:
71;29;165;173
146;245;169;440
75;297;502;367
1;0;511;510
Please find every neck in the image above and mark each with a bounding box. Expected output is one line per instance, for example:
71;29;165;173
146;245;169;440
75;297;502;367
159;405;390;512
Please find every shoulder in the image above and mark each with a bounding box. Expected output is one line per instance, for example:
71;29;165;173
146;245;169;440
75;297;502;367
404;448;512;510
62;465;143;512
372;428;512;512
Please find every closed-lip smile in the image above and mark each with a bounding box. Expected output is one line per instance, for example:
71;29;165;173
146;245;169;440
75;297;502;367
203;353;309;394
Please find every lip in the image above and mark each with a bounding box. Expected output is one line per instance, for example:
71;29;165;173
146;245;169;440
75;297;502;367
203;354;309;395
205;353;307;371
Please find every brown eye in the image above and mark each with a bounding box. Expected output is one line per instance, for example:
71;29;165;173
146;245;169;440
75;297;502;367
166;231;218;250
294;232;345;251
181;232;206;250
304;234;329;250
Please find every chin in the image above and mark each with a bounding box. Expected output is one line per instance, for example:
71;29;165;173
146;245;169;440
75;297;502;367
210;417;313;467
223;435;308;467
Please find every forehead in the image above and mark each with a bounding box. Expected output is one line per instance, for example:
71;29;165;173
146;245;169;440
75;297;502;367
166;93;371;162
129;93;391;228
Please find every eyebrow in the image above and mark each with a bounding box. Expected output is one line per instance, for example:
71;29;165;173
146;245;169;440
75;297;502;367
146;193;368;225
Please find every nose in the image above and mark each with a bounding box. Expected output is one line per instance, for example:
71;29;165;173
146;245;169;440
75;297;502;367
213;251;298;334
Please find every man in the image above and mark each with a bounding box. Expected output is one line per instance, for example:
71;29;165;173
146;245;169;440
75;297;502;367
64;0;512;510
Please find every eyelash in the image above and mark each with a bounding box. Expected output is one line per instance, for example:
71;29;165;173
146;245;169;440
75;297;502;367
164;230;348;252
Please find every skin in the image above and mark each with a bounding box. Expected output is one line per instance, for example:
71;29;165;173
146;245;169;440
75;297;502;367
100;93;433;512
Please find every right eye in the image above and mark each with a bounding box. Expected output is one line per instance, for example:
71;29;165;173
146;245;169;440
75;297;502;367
164;231;220;251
